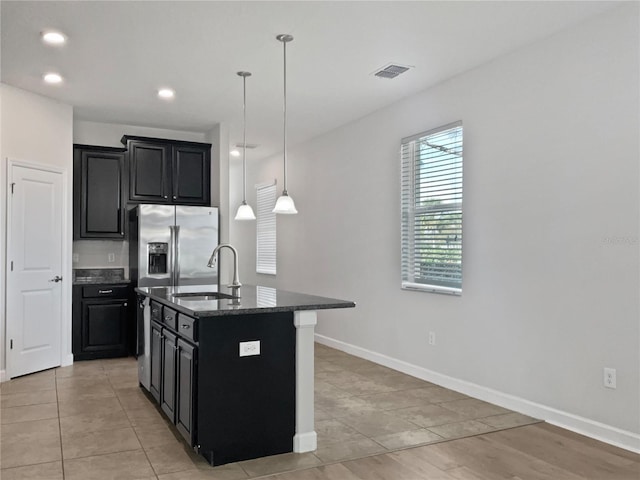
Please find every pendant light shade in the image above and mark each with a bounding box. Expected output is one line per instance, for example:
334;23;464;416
273;193;297;214
235;202;256;220
234;71;256;221
273;34;298;215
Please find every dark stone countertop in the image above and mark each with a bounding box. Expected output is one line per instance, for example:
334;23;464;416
135;284;356;317
73;278;132;286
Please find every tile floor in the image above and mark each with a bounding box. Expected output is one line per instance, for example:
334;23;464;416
0;343;539;479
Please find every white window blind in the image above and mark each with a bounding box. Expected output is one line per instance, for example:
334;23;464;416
256;182;277;275
401;122;463;294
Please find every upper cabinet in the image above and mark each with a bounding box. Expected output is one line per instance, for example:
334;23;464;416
127;140;172;203
122;136;211;206
73;144;127;240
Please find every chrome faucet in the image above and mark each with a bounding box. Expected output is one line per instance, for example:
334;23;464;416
207;244;241;289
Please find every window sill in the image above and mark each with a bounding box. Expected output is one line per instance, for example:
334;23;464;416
402;282;461;296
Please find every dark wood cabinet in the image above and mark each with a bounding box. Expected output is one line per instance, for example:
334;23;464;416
127;141;172;203
81;301;128;355
161;329;177;421
140;300;294;467
72;136;213;242
72;284;131;360
123;136;211;206
149;310;198;442
176;338;196;444
150;320;163;402
173;145;210;204
73;145;126;240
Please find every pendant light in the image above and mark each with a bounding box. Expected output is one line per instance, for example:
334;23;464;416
234;71;256;221
273;34;298;214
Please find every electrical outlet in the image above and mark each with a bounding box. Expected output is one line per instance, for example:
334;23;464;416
107;253;115;263
72;253;79;263
428;331;436;346
239;340;260;357
604;368;616;389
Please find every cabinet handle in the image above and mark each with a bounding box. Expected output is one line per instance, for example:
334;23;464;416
123;302;128;307
181;324;191;329
164;195;168;199
174;345;180;351
165;315;172;321
98;289;113;294
173;196;177;199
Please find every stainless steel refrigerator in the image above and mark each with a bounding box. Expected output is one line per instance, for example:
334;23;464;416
131;204;218;389
130;204;219;287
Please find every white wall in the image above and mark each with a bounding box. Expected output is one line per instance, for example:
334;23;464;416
72;120;211;275
206;122;234;284
233;5;640;449
0;84;74;374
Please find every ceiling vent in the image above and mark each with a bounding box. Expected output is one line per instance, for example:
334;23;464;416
235;143;259;149
373;63;411;79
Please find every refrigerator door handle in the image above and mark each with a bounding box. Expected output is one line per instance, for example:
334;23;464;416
174;225;181;286
169;225;176;287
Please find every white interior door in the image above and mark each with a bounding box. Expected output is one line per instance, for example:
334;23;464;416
7;164;63;378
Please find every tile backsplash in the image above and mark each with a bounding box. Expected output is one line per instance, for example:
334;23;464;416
73;268;126;283
73;240;129;277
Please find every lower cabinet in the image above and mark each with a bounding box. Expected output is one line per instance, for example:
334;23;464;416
149;310;197;445
150;321;163;402
161;330;177;421
143;300;295;467
176;339;196;444
72;284;131;360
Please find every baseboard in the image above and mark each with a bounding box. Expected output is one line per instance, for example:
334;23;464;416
62;353;74;367
0;370;6;383
315;333;640;454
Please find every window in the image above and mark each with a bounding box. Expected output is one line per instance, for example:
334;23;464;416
256;182;277;275
401;122;463;294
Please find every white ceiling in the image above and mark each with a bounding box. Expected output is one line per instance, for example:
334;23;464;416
1;1;616;159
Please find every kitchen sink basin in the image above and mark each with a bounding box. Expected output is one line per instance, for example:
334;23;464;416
172;292;238;301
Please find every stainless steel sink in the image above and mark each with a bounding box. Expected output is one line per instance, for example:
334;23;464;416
172;292;238;301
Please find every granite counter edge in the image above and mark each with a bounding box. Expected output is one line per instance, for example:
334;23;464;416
135;288;355;318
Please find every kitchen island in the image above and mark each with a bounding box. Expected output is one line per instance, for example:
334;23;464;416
135;284;355;466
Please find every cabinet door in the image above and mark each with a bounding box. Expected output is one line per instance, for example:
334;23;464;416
161;330;177;421
150;321;163;402
80;299;128;357
172;145;210;205
74;148;125;239
176;339;196;445
128;141;172;203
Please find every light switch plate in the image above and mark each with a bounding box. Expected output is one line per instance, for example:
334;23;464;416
239;340;260;357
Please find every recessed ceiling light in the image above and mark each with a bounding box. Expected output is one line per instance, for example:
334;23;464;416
158;88;175;99
230;149;240;157
43;73;63;84
41;30;66;45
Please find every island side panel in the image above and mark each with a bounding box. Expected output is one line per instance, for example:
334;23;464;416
197;312;296;466
293;310;317;452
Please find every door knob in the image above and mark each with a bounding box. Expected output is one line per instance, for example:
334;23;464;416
49;275;63;283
